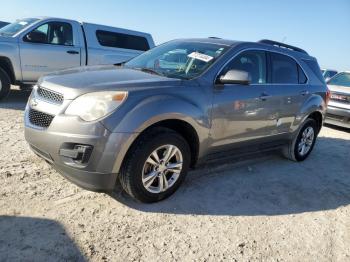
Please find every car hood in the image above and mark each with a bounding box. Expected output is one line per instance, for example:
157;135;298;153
0;35;17;43
38;65;182;99
328;84;350;94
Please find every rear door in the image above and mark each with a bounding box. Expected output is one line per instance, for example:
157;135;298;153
19;21;81;82
264;52;309;134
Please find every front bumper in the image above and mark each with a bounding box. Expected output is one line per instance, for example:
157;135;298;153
325;105;350;129
24;107;137;191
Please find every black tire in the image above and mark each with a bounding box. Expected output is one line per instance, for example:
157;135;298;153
282;118;318;162
0;67;11;101
119;127;191;203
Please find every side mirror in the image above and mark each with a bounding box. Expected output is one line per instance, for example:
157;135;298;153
24;31;46;44
217;69;250;85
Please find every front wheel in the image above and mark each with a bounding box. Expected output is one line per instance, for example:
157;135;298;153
119;127;191;203
0;68;11;101
282;118;317;161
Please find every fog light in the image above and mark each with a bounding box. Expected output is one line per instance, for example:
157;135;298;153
59;144;93;164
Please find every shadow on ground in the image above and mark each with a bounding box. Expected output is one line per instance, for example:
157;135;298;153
0;216;86;261
111;136;350;216
0;88;31;110
324;123;350;133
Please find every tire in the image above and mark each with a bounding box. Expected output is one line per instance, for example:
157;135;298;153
282;118;318;162
119;127;191;203
0;67;11;101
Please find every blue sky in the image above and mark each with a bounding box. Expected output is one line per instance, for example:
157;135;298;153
1;0;349;71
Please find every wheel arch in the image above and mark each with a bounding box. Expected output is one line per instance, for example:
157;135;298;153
293;94;326;133
0;56;16;84
109;95;210;174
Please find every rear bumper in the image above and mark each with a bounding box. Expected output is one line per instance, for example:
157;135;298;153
325;105;350;128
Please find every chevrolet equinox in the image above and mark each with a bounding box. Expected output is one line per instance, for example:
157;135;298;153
24;38;329;202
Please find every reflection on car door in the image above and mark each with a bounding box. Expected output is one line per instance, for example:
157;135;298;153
265;52;310;135
210;50;276;149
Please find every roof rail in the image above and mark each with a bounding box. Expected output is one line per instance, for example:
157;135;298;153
258;39;308;55
208;36;222;39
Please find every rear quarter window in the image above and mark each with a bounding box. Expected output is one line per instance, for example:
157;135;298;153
96;30;150;51
303;59;325;83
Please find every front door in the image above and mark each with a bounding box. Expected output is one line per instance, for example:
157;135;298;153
210;50;275;149
19;21;81;82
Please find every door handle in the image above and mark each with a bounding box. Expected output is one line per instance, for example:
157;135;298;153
67;50;79;54
259;92;271;101
300;90;309;96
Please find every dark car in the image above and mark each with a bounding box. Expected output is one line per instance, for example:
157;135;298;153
0;21;9;28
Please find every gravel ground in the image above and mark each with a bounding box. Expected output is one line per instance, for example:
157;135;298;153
1;88;350;261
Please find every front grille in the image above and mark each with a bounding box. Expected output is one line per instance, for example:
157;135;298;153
29;109;54;128
37;87;64;104
330;92;350;104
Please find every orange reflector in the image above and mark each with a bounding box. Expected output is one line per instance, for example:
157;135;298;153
112;93;127;101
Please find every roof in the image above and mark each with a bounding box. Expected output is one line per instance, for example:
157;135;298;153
173;38;242;46
170;38;311;57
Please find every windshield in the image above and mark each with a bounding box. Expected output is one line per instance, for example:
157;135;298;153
328;72;350;87
0;18;39;36
125;41;229;79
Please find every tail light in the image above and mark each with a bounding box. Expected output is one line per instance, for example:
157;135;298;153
325;88;331;105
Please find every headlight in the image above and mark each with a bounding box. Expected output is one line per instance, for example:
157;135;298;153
65;91;128;121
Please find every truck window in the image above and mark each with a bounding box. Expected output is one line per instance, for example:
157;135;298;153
96;30;150;51
24;22;73;46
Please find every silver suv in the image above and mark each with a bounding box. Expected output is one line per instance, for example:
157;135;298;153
24;38;329;202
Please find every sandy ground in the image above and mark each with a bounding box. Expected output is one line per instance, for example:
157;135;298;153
1;88;350;262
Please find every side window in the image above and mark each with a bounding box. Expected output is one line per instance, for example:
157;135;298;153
222;50;267;84
303;59;325;83
270;53;298;84
329;71;337;78
24;22;73;46
327;72;350;87
96;30;150;51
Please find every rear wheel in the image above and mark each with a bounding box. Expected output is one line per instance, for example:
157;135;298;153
283;118;317;161
119;127;191;203
0;68;11;101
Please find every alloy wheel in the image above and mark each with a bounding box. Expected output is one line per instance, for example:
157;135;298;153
298;126;315;156
142;144;183;194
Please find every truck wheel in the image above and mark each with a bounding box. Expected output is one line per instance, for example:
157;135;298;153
0;68;11;101
119;127;191;203
282;118;317;162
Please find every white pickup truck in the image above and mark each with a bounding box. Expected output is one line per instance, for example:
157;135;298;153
0;17;155;100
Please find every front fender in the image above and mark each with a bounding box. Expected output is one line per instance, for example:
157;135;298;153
0;40;21;81
103;94;211;173
109;94;209;136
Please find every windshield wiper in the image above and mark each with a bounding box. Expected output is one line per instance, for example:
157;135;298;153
135;67;164;76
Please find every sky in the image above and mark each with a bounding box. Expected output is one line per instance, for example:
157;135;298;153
1;0;349;71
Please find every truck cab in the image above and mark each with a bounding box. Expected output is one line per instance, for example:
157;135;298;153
0;17;155;100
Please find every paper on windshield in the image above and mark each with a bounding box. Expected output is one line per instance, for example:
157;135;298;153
188;52;214;63
19;21;28;26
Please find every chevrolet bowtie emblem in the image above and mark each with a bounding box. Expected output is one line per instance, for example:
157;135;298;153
31;98;38;107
